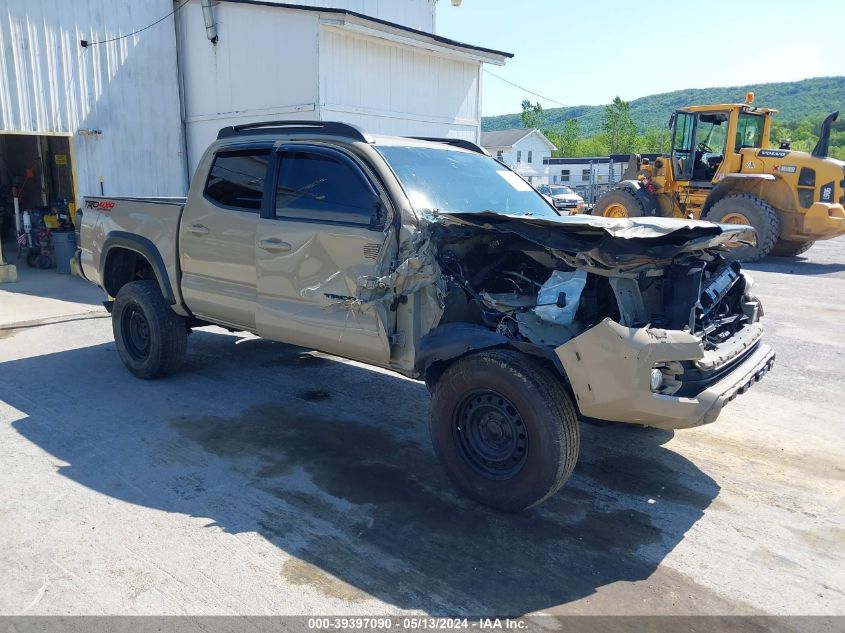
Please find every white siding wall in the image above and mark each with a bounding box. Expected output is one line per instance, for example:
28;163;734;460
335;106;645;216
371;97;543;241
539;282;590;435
177;2;322;175
319;27;480;141
0;0;185;200
489;133;553;182
256;0;436;32
179;2;484;175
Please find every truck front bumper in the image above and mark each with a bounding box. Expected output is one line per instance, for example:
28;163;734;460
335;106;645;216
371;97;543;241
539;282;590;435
555;318;775;430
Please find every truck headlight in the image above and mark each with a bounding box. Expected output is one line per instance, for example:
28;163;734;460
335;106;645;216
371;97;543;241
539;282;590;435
650;368;664;392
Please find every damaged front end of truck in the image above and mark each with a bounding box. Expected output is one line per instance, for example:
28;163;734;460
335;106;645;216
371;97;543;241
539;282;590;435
413;212;775;430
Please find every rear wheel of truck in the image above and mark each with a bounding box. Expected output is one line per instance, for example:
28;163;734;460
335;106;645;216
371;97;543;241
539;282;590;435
705;194;779;262
113;280;187;379
771;239;815;258
429;350;580;512
592;188;651;218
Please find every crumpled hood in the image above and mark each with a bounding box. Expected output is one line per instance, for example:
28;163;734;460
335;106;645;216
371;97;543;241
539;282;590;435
432;211;757;269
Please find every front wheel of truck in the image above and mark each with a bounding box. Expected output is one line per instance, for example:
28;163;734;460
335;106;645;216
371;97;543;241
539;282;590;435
429;350;580;512
113;280;187;379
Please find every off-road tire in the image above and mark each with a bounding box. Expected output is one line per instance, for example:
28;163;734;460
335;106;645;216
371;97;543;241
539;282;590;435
592;188;652;218
112;280;187;379
429;349;580;512
705;194;780;262
771;239;815;258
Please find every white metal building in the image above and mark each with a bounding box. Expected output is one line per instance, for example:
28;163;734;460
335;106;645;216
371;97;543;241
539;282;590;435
0;0;186;209
177;0;510;176
541;154;661;202
543;156;628;187
480;128;556;183
0;0;510;231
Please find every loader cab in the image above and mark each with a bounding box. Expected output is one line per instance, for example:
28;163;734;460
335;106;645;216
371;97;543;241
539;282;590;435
669;100;775;186
670;109;730;185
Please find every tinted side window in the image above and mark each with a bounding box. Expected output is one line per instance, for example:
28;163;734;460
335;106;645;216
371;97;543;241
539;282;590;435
205;149;271;211
276;151;375;224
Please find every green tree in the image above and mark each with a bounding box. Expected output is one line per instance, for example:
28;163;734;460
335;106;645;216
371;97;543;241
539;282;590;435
578;133;610;156
520;100;544;129
602;96;638;153
556;119;582;156
636;128;666;153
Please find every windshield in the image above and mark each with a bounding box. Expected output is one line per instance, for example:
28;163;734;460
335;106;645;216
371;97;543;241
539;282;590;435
695;112;728;155
376;145;557;217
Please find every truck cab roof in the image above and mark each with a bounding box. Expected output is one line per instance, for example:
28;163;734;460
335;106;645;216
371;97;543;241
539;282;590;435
214;120;487;155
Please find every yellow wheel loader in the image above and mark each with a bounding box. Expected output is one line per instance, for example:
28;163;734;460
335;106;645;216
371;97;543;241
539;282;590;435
593;94;845;260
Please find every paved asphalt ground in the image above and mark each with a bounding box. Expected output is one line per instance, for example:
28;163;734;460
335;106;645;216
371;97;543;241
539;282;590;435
0;239;843;619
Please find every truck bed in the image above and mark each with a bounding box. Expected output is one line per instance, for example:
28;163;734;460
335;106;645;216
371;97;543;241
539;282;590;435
79;195;187;309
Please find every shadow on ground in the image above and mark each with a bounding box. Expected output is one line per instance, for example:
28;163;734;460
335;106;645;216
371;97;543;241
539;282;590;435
747;256;845;276
4;329;719;615
0;248;104;307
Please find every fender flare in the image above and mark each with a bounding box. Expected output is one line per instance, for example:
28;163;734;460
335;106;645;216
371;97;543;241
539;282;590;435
415;323;566;382
611;180;660;216
100;231;176;305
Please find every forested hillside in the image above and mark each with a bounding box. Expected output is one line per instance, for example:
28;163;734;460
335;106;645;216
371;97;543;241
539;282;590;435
482;76;845;135
486;77;845;160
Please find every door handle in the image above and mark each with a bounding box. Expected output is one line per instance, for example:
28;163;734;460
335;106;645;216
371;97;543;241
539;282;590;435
259;238;292;254
186;224;209;235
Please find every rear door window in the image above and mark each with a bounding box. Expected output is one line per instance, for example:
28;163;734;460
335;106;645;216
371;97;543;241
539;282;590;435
275;150;376;224
205;149;271;211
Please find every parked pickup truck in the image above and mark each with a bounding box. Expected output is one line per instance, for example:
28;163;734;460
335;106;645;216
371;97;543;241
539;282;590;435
78;120;775;511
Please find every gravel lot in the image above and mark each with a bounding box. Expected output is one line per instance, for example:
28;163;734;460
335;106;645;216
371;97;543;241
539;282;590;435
0;239;843;618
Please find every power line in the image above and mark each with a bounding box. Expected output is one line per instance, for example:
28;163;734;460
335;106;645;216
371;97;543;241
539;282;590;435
483;69;568;108
81;0;189;47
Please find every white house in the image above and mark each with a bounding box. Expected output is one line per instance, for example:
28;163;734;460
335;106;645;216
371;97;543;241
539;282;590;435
0;0;511;227
480;128;556;183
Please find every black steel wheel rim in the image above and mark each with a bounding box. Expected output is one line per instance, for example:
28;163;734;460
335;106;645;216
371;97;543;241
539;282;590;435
453;389;528;479
122;304;151;360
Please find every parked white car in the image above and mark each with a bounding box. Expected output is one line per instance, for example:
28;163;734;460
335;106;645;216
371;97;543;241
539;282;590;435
537;185;586;214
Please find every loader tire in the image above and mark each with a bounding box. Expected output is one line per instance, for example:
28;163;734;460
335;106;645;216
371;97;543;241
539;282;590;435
113;280;187;379
593;188;652;218
705;194;780;262
429;350;580;512
771;240;815;258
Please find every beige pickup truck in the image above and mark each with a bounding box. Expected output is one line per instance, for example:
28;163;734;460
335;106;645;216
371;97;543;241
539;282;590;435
78;121;775;511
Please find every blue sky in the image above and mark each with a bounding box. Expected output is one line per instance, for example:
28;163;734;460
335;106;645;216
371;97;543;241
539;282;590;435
436;0;845;116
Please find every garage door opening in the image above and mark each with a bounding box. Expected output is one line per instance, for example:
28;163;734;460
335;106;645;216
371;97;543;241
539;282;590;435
0;133;78;270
